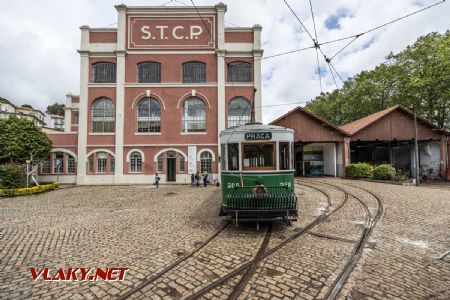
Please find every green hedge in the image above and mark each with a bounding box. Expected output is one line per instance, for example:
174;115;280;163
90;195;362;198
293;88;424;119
0;164;25;189
345;163;373;179
373;164;396;180
0;182;59;197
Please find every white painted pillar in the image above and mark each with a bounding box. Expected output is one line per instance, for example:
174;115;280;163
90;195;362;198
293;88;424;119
64;93;72;133
253;25;263;123
216;3;226;177
76;26;90;185
114;4;127;183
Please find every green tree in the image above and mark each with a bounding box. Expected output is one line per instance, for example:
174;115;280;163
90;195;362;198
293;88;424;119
0;116;52;164
46;103;65;116
306;31;450;128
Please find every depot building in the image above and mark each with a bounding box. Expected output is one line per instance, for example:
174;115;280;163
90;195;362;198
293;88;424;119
40;3;263;184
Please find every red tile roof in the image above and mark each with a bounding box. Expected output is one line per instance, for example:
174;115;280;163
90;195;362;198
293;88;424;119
339;105;400;134
339;104;446;135
269;106;350;136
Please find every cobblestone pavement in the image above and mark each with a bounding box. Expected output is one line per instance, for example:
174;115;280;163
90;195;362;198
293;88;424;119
1;179;449;299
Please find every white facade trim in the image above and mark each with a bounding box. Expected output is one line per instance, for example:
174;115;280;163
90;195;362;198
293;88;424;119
89;132;115;136
127;50;216;55
153;148;187;162
197;148;216;161
51;148;78;161
125;143;217;147
225;43;253;52
134;132;162;136
180;132;207;135
176;91;211;109
125;83;217;88
86;149;115;160
126;149;145;162
131;91;166;110
88;83;117;87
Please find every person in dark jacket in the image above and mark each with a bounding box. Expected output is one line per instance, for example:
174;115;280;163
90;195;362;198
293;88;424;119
202;170;208;187
155;173;161;188
191;173;195;187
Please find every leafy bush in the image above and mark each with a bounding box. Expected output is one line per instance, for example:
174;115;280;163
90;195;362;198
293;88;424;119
345;163;373;179
373;164;396;180
0;164;25;189
0;182;59;197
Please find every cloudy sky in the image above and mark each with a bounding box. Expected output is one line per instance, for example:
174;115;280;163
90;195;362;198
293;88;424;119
0;0;448;123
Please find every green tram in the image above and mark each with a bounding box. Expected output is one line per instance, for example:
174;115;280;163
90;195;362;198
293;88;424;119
219;123;298;225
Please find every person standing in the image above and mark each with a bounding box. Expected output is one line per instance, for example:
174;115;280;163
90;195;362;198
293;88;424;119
202;170;208;187
155;173;161;188
191;173;195;187
195;172;200;186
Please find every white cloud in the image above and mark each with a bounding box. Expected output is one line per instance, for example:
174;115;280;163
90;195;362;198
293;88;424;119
0;0;448;123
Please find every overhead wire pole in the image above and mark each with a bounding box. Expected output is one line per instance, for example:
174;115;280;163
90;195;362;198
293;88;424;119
308;0;322;93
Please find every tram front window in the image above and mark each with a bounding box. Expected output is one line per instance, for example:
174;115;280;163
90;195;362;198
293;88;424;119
243;143;274;170
279;142;290;170
228;143;239;170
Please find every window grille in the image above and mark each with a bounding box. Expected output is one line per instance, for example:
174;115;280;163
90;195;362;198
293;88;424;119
92;62;116;83
110;155;115;174
227;61;251;82
200;151;212;173
137;97;161;132
54;152;64;174
182;97;206;132
91;98;115;133
157;154;163;172
68;155;76;174
73;113;79;125
138;62;161;83
130;152;142;173
182;62;206;83
179;154;185;172
97;152;107;173
227;97;251;128
41;160;50;174
88;155;94;173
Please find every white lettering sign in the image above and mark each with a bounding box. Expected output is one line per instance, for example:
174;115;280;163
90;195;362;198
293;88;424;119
140;25;204;40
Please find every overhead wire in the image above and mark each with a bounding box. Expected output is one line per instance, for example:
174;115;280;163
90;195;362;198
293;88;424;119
308;0;323;93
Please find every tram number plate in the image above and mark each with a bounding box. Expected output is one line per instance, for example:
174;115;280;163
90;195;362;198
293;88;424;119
244;132;272;140
227;182;240;189
279;182;292;187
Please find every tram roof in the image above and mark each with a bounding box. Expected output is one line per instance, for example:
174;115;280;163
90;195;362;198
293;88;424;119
221;123;293;135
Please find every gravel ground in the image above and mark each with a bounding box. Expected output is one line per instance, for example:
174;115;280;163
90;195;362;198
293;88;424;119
0;179;449;299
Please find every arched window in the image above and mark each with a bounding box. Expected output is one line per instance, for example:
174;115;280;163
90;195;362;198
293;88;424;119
179;153;185;172
97;152;108;173
53;152;64;174
138;62;161;83
200;151;212;173
183;61;206;83
227;61;251;82
227;97;251;128
157;154;163;172
92;62;116;83
91;98;115;133
137;97;161;132
67;154;76;174
182;97;206;132
87;152;115;174
130;152;143;173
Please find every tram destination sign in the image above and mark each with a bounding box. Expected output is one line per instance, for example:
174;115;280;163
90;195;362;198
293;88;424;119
245;132;272;140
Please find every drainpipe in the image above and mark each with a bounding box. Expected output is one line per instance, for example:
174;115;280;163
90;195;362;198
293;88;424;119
413;109;420;186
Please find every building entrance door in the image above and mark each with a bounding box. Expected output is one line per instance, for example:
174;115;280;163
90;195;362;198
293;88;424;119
166;151;176;182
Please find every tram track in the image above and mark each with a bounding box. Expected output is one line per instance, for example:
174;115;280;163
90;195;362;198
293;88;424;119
117;220;230;300
185;182;348;299
302;179;384;300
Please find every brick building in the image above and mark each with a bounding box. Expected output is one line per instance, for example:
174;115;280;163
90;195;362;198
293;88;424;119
40;3;263;184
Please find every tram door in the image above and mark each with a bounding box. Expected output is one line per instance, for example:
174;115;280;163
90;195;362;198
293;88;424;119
166;151;176;182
